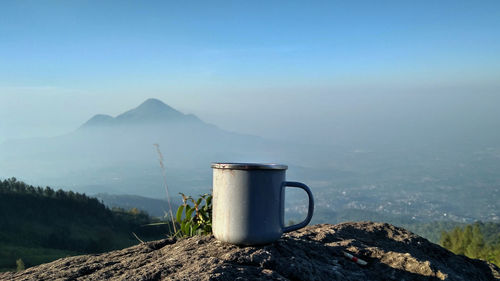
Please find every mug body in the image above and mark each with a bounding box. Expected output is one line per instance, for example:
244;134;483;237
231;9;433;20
212;163;287;245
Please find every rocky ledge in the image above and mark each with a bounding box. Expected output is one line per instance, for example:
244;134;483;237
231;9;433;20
1;222;499;281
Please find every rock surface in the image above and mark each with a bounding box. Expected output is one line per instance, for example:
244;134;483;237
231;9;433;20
1;222;499;281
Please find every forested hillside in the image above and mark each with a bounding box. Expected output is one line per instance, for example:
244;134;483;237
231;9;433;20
440;222;500;266
0;178;171;271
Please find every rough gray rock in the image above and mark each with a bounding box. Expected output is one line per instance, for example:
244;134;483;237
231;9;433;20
1;222;498;281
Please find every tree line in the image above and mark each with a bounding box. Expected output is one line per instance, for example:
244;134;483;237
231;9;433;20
0;177;104;207
440;222;500;266
0;177;171;271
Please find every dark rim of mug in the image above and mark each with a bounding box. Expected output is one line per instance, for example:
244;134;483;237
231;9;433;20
211;163;288;170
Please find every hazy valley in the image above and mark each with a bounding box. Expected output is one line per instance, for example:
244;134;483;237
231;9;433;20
1;98;499;227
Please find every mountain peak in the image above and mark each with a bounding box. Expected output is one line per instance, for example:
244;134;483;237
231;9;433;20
137;98;170;109
80;114;114;128
80;98;203;129
116;98;184;123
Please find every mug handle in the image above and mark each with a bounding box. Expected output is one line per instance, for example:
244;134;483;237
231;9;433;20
282;181;314;233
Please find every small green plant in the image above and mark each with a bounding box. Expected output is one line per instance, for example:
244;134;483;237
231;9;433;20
148;145;212;240
16;258;25;272
174;193;212;237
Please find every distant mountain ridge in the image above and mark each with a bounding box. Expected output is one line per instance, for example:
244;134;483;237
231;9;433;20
95;193;178;218
81;114;115;127
81;98;203;128
0;98;308;198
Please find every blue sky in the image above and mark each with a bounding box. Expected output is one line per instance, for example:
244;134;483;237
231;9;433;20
1;0;499;144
